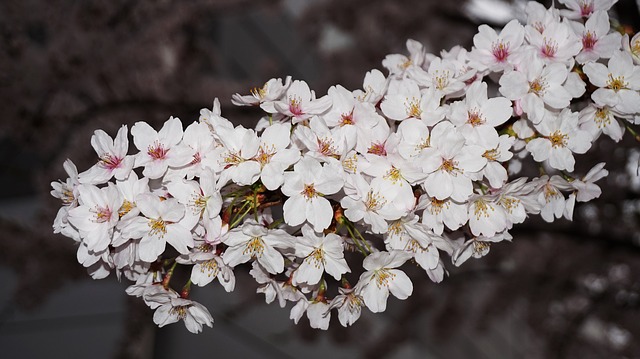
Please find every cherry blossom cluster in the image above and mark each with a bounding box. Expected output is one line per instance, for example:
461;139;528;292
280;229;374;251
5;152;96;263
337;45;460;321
51;0;640;332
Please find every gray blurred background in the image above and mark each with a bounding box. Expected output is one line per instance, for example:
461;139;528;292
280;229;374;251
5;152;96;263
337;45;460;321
1;0;640;358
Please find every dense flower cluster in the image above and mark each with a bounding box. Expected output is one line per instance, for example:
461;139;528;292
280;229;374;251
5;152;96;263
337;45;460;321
52;0;640;332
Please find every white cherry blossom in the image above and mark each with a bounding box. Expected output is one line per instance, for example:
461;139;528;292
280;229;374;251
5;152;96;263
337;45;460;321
583;51;640;114
222;222;292;274
292;225;350;285
131;117;193;179
78;125;134;184
469;19;526;72
356;251;413;313
281;156;343;232
121;194;194;262
68;184;123;252
526;109;592;171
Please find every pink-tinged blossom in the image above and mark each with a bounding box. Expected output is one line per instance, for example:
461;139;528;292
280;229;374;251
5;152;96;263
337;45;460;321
324;85;385;150
131;117;194;179
571;11;622;64
449;81;512;149
294;116;347;164
281;156;343;232
527;109;592;172
558;0;618;19
525;2;561;34
222;222;292;275
171;121;216;180
292;225;350;285
469;19;525;72
273;80;332;123
79;125;134;185
356;251;413;313
121;194;194;262
525;20;582;65
583;51;640;115
68;184;123;252
204;125;261;187
419;121;486;202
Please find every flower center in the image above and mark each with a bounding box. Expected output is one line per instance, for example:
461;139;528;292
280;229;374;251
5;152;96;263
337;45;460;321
149;218;167;237
201;260;220;277
340;112;354;126
301;184;318;200
439;158;460;174
170;305;189;319
595;108;612;128
467;109;485;126
473;241;491;254
606;74;628;92
541;38;558;58
99;154;122;170
405;98;422;118
582;31;597;50
251;83;267;100
529;78;547;96
499;196;520;213
367;142;387;156
118;200;134;218
148;141;168;160
289;96;303;116
364;190;386;211
244;236;265;258
255;144;275;167
317;137;338;158
473;199;494;220
373;269;396;288
483;148;499;161
429;197;448;215
492;40;509;62
548;130;568;148
434;70;450;91
579;0;594;17
383;167;403;184
93;206;112;223
223;150;243;168
308;248;325;268
190;152;202;165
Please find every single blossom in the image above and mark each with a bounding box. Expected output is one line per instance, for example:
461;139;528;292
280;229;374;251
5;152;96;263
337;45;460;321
78;125;134;184
356;251;413;313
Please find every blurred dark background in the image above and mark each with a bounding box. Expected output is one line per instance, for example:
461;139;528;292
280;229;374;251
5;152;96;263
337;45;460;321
1;0;640;358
